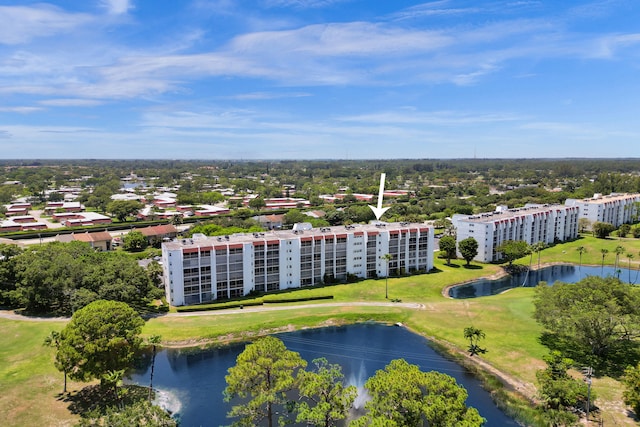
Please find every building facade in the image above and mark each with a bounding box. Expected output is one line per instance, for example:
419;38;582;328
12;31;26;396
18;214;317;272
162;222;434;306
565;193;640;229
452;204;579;263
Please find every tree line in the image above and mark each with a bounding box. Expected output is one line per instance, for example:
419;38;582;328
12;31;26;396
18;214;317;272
224;335;486;427
0;241;162;315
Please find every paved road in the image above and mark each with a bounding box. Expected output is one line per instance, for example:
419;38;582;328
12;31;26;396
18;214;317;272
0;301;425;322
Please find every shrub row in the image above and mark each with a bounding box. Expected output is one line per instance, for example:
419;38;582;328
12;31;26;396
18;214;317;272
263;295;334;304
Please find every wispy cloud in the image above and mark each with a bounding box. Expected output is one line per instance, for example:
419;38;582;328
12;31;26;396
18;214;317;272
0;106;43;113
100;0;133;15
38;99;105;107
0;4;93;45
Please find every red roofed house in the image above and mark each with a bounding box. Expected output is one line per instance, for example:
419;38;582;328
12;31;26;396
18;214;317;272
57;231;113;251
137;224;178;246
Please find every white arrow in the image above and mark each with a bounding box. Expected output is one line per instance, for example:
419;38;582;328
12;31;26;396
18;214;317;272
369;173;390;220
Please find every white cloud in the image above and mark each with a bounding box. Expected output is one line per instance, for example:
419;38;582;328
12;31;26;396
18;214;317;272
38;99;104;107
0;4;93;45
100;0;133;15
0;106;43;113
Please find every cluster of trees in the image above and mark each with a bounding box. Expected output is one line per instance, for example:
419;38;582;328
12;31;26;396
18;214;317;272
0;241;162;315
438;236;479;266
224;336;485;426
46;300;175;426
533;276;640;422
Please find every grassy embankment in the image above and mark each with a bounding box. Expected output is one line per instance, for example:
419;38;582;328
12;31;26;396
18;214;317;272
1;234;639;426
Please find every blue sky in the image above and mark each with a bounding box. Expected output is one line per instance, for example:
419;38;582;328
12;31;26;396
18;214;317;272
1;0;640;159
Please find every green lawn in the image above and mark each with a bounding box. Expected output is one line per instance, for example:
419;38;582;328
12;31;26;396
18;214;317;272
1;234;638;426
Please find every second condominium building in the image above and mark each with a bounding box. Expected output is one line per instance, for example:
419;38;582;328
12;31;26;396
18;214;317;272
565;193;640;229
162;222;434;306
452;204;579;263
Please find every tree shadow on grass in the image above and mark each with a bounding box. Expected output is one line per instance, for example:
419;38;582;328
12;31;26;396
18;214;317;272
539;332;640;379
462;264;482;270
66;384;149;416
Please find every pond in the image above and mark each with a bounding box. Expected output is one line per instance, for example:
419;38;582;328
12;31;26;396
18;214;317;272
449;264;639;299
129;323;519;426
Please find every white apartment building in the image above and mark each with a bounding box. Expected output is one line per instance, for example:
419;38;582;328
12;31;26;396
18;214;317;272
565;193;640;229
452;204;579;263
162;222;434;306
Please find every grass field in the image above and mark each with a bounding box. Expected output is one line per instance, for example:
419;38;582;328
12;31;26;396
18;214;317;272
1;234;638;426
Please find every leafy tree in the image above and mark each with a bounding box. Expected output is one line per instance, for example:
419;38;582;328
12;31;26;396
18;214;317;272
496;240;530;266
633;226;640;239
107;200;143;222
123;230;149;252
533;276;640;367
248;196;266;210
295;358;357;427
77;400;176;427
224;336;307;427
535;351;590;423
351;359;485;427
578;218;591;233
0;243;22;305
619;223;631;238
622;362;640;415
463;326;487;356
439;236;457;266
458;237;478;266
592;221;615;238
55;300;144;388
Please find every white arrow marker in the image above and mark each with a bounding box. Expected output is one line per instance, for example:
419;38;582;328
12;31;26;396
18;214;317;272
369;173;390;220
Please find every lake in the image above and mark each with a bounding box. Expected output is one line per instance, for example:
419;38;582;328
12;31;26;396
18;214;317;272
129;323;518;426
449;264;639;299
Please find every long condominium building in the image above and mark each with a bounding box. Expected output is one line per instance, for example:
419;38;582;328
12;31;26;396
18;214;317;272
452;204;579;263
162;222;434;306
565;193;640;229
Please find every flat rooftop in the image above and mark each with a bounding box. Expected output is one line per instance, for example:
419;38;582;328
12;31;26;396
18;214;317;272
459;204;574;223
164;221;431;250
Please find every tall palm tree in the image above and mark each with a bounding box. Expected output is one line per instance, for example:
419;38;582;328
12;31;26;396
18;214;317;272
381;253;393;299
627;253;635;284
147;335;162;402
600;248;609;277
615;245;625;278
533;242;546;270
576;246;587;278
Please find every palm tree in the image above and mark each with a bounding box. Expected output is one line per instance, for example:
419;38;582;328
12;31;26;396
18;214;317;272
381;253;393;299
600;248;609;277
627;253;635;284
147;335;162;402
533;242;546;270
576;246;587;278
615;245;625;279
463;326;487;356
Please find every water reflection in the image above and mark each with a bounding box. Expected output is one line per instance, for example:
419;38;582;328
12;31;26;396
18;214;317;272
129;324;518;426
449;264;636;299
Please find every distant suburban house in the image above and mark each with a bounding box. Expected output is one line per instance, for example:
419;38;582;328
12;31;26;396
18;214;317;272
44;201;84;214
255;214;285;230
194;205;230;216
0;218;47;232
54;212;112;227
4;203;31;216
57;231;113;251
137;224;179;246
